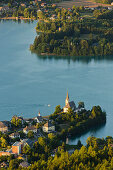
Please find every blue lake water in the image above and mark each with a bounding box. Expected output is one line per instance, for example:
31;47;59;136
0;20;113;145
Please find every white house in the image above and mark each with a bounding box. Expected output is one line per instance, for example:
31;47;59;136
42;121;55;133
23;126;37;134
9;132;20;139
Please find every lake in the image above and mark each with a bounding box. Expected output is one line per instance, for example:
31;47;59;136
0;20;113;145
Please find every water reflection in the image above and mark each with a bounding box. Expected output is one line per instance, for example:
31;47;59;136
0;19;35;24
33;52;113;64
68;123;106;145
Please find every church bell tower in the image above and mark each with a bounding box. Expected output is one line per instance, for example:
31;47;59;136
65;91;69;106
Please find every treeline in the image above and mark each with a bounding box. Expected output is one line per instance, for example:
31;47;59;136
50;105;106;138
30;19;113;57
29;136;113;169
94;9;113;19
4;136;113;169
95;0;112;4
8;6;37;19
1;0;31;3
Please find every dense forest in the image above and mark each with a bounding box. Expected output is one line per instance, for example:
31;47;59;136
2;136;113;169
49;105;106;139
95;0;113;4
30;8;113;58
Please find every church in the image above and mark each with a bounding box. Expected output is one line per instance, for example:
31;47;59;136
63;91;76;113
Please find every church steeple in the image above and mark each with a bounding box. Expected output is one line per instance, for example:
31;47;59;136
65;91;69;105
38;110;41;116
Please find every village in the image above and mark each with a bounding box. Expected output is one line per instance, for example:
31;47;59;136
0;91;107;168
1;0;113;21
0;0;57;20
0;92;87;168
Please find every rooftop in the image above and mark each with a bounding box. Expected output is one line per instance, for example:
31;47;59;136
19;161;30;168
0;121;8;128
13;141;21;146
21;138;37;147
44;121;54;127
23;126;37;131
9;132;20;137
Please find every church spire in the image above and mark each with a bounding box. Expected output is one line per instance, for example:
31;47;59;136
65;91;69;105
38;110;41;116
66;91;69;100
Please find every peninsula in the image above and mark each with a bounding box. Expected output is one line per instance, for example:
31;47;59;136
30;6;113;58
0;91;106;169
1;1;113;58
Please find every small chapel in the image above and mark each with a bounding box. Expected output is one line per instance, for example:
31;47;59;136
63;91;76;113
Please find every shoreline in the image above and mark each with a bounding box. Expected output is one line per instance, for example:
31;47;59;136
0;17;37;20
31;51;113;59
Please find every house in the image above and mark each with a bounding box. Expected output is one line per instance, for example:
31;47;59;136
0;151;11;156
0;7;3;11
52;4;56;7
34;111;43;123
108;6;113;10
23;126;37;134
1;6;9;13
21;138;37;148
41;3;46;7
32;1;36;5
50;14;57;20
21;3;26;7
0;162;8;168
63;91;76;113
12;139;36;155
12;138;37;155
59;27;61;31
67;16;71;19
23;118;33;125
42;121;55;133
19;161;30;168
0;121;10;133
9;132;20;139
12;142;22;155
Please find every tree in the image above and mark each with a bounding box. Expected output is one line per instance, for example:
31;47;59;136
19;131;25;139
8;3;11;8
48;133;55;140
23;145;32;155
57;12;61;20
27;131;34;139
51;23;56;32
54;105;62;114
91;106;102;118
78;102;85;109
9;159;19;170
37;11;45;19
24;8;29;18
80;40;88;49
67;108;74;115
38;137;46;147
77;140;82;148
0;137;7;148
11;116;22;128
